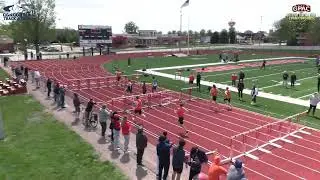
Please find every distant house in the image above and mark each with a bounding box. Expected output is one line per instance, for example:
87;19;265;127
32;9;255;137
0;35;14;53
296;33;313;46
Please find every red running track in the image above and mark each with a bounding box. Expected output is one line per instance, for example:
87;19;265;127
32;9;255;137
17;53;320;180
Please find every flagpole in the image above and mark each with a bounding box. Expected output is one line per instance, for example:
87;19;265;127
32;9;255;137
187;14;190;56
179;9;182;52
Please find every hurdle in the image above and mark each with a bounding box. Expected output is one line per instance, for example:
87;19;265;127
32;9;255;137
180;87;199;102
221;111;308;165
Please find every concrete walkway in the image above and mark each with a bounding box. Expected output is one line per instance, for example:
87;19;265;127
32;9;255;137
137;57;319;109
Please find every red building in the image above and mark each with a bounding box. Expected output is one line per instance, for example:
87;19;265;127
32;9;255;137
0;35;14;53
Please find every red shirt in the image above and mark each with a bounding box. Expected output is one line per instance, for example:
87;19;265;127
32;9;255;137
135;99;142;110
211;88;217;96
121;121;130;135
112;115;121;130
231;74;237;81
189;75;194;81
177;107;184;117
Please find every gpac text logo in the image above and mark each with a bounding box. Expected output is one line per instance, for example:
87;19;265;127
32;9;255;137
1;2;34;21
292;4;311;13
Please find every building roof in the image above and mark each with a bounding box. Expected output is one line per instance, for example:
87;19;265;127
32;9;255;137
0;35;13;44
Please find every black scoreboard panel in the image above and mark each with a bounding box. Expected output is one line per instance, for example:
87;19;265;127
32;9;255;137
78;25;112;47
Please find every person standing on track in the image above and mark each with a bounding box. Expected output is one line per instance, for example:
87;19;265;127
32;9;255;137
152;76;158;93
142;81;147;94
85;99;96;127
157;135;173;180
283;71;289;88
290;72;297;88
189;73;195;85
115;69;122;87
224;87;232;110
237;79;244;101
174;103;189;137
112;113;121;151
226;159;247;180
210;85;219;110
196;72;201;92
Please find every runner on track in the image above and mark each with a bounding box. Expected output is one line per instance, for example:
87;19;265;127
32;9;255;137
210;84;219;111
132;96;146;122
224;87;232;110
152;76;158;93
115;69;122;86
174;103;189;137
125;80;133;94
260;60;266;70
142;81;147;94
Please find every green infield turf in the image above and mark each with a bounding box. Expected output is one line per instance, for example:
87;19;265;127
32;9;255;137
0;72;126;180
158;58;319;100
109;53;281;73
104;57;320;130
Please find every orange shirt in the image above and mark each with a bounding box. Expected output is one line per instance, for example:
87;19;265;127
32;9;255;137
225;90;231;99
210;88;217;96
208;155;227;180
177;107;184;117
135;99;142;110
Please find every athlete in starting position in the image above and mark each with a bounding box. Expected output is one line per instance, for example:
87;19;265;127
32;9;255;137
174;103;189;137
132;96;146;122
224;87;232;110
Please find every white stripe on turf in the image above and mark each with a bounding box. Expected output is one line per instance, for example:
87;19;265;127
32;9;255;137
260;76;317;90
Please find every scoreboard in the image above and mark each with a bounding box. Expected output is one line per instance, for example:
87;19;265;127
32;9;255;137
78;25;112;48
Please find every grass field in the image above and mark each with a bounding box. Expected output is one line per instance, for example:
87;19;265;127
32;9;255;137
0;69;126;180
159;58;319;99
105;54;320;130
109;53;280;73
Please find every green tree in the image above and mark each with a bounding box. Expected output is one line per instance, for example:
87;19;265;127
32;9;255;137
274;14;317;45
200;29;206;37
10;0;56;58
182;31;188;36
219;29;229;43
309;17;320;45
167;31;172;35
0;23;12;36
206;30;213;36
193;31;199;41
210;31;219;44
55;28;78;43
172;30;177;34
124;21;138;34
229;28;236;44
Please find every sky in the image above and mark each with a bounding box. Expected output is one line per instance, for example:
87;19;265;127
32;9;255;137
3;0;320;34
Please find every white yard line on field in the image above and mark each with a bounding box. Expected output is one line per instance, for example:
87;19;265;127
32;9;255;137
260;76;317;90
202;62;311;79
219;67;315;84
